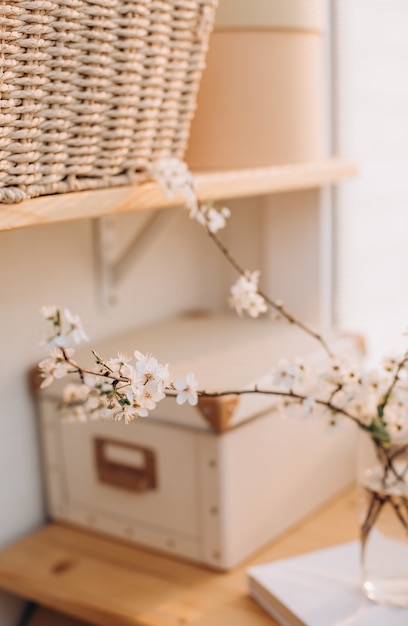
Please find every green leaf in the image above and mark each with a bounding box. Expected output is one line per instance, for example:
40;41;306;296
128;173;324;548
365;419;391;447
118;396;130;406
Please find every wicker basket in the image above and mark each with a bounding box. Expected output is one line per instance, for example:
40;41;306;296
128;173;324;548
0;0;218;204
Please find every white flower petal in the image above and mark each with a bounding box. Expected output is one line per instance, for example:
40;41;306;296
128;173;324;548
174;378;187;391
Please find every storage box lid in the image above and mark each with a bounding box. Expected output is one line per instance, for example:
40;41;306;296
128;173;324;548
35;312;360;433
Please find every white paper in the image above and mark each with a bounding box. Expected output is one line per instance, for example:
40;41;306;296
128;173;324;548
247;542;408;626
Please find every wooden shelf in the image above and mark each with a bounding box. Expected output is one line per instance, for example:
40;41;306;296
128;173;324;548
0;159;357;233
0;488;358;626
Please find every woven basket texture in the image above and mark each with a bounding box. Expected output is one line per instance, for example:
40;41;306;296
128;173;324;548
0;0;217;204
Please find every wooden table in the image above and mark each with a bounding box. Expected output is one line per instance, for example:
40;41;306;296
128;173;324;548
0;488;358;626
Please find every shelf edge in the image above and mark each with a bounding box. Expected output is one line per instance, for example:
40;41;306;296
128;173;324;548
0;158;357;233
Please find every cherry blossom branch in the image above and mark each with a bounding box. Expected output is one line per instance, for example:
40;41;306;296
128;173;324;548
56;337;366;436
54;350;383;442
37;158;408;451
378;349;408;415
195;387;363;427
64;350;352;420
39;304;399;447
148;159;334;358
207;229;334;358
36;156;408;543
62;353;365;431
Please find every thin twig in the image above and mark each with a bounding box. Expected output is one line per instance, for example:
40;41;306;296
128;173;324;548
166;386;363;427
60;352;365;429
379;349;408;413
390;497;408;533
361;489;384;548
207;229;334;358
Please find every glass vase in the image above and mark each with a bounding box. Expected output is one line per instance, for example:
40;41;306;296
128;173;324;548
357;430;408;606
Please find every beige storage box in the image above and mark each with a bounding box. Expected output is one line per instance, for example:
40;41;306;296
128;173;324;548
185;0;326;169
35;312;357;571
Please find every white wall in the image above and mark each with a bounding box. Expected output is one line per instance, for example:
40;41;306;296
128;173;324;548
261;190;322;327
0;206;242;624
334;0;408;362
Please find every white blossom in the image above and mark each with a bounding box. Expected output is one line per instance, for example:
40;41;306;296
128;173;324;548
301;396;316;417
148;158;198;218
40;305;59;320
229;271;267;318
134;351;170;392
183;186;199;217
272;358;307;391
39;305;63;347
39;347;75;388
64;308;89;344
105;353;134;379
83;373;100;389
148;158;194;201
383;399;407;440
208;206;229;233
148;159;230;232
190;203;231;232
205;205;231;233
382;356;399;374
38;293;408;451
174;372;199;406
62;383;90;404
61;404;88;423
40;306;89;348
112;403;139;424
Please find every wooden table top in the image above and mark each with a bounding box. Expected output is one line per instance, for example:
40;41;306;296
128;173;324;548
0;488;358;626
